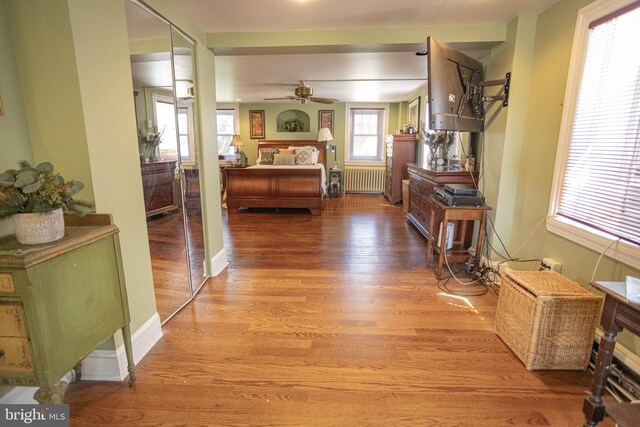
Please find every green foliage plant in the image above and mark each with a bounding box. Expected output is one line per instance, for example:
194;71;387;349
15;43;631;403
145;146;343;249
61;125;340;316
0;161;95;220
282;118;305;132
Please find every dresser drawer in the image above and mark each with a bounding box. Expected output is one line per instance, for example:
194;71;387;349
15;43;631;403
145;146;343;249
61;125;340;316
0;303;28;337
0;337;34;373
0;273;15;294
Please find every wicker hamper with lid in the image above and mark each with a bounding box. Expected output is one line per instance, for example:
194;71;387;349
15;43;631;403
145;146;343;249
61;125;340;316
495;268;603;370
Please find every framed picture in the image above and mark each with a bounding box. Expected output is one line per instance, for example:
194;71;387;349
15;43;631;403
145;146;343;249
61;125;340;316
319;110;334;135
408;96;420;131
249;110;265;139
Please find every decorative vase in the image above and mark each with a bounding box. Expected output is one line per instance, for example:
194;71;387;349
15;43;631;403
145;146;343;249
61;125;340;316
12;208;65;245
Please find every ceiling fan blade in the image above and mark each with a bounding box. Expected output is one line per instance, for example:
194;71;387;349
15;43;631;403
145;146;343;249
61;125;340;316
264;96;299;101
309;97;338;104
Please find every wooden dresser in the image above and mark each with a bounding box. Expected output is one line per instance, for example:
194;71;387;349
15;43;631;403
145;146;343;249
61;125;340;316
384;134;416;204
140;161;178;217
407;163;479;240
0;214;135;403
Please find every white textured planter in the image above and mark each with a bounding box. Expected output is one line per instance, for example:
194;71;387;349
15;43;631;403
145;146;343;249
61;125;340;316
13;208;65;245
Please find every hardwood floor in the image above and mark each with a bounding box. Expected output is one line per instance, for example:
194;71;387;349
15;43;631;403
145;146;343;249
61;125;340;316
67;195;612;426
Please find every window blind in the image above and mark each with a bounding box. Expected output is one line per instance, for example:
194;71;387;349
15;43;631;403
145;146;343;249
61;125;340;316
557;4;640;245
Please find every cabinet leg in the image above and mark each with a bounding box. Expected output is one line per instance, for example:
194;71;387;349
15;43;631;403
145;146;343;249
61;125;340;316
34;381;69;404
582;328;618;425
122;324;136;386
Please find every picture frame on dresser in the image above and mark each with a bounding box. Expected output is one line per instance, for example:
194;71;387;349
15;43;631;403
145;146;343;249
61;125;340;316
249;110;265;139
319;110;334;134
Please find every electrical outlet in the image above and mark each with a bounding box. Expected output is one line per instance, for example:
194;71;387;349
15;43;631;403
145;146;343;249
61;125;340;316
541;257;562;272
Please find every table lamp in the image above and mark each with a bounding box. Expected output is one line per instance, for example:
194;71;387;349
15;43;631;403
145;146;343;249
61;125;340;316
317;127;335;168
230;134;245;165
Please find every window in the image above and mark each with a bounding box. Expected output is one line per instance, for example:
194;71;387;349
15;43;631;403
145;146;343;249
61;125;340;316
548;0;640;268
177;106;193;161
153;95;178;161
217;109;237;157
347;108;386;162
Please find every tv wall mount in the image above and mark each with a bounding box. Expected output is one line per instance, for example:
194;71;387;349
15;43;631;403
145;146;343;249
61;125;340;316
480;72;511;107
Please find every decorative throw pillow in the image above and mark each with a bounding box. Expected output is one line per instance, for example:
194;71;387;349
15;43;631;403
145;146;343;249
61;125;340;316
294;147;315;165
257;148;279;165
278;149;295;155
272;153;296;166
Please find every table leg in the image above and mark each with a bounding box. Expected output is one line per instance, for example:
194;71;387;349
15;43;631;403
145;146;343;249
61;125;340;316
582;296;620;426
426;208;435;260
122;324;136;386
474;211;487;270
436;211;449;279
34;381;69;404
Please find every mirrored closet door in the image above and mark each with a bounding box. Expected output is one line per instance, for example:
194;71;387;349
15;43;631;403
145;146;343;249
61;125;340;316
125;0;207;324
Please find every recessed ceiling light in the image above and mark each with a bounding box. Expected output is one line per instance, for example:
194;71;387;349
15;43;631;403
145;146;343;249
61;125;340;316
235;98;242;102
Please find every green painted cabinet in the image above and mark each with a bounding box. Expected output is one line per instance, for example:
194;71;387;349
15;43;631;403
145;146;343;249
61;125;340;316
0;214;135;403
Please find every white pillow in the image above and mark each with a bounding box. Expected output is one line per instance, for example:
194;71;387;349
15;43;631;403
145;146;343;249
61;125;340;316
293;147;315;165
290;146;319;164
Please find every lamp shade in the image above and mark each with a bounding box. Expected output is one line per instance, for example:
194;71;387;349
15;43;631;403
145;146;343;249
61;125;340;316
230;134;245;147
317;127;333;142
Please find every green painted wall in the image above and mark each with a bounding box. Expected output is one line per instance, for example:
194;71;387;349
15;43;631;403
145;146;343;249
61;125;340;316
208;24;507;52
8;0;157;343
510;0;639;354
0;0;33;239
5;0;225;359
481;15;537;253
238;102;346;169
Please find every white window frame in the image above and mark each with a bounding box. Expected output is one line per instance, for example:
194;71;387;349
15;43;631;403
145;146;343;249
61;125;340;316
345;103;389;165
547;0;640;269
217;103;239;158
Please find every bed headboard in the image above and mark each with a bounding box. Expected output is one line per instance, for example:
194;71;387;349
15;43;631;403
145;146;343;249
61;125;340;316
258;140;327;166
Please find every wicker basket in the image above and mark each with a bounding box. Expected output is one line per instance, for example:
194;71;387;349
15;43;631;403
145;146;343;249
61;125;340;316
495;268;603;370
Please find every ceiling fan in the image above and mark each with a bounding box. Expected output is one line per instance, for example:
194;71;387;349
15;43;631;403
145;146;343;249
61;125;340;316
264;81;339;104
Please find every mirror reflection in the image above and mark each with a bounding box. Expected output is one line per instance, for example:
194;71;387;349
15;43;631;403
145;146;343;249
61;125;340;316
125;0;206;323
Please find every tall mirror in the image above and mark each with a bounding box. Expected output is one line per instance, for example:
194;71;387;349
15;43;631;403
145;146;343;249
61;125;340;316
170;27;207;296
125;0;206;323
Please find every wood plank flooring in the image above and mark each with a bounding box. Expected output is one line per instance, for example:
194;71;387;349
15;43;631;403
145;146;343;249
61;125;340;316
67;195;612;426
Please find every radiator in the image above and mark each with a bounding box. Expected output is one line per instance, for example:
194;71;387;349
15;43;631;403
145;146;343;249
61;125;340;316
344;165;386;193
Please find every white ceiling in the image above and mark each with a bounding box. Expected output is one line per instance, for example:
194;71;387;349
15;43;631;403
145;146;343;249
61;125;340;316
162;0;562;104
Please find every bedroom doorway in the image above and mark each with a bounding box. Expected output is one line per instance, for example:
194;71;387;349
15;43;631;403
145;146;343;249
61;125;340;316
125;0;207;324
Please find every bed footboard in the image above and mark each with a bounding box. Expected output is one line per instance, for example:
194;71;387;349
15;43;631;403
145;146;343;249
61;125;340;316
226;167;323;215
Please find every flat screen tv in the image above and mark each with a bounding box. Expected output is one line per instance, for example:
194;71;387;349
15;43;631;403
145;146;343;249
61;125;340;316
427;36;484;132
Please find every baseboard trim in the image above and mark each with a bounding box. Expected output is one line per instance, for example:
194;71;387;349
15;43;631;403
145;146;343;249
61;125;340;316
210;248;228;276
0;386;38;404
594;329;640;377
81;312;163;382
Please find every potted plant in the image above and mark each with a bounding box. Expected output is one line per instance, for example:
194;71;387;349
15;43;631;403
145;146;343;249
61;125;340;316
137;128;164;162
0;161;94;244
282;118;305;132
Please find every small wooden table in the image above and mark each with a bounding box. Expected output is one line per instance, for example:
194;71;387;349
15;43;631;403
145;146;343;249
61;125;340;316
426;196;491;279
0;214;135;403
583;281;640;426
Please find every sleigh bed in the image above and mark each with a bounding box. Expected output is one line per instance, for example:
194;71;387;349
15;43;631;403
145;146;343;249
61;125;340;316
225;140;327;215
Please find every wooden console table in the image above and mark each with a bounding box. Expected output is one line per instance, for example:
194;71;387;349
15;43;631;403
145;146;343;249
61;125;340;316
426;196;491;279
583;281;640;426
0;214;135;403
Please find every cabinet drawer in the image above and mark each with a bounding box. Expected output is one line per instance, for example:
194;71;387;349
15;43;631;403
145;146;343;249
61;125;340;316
0;303;28;337
0;337;34;373
0;273;15;294
142;172;174;188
